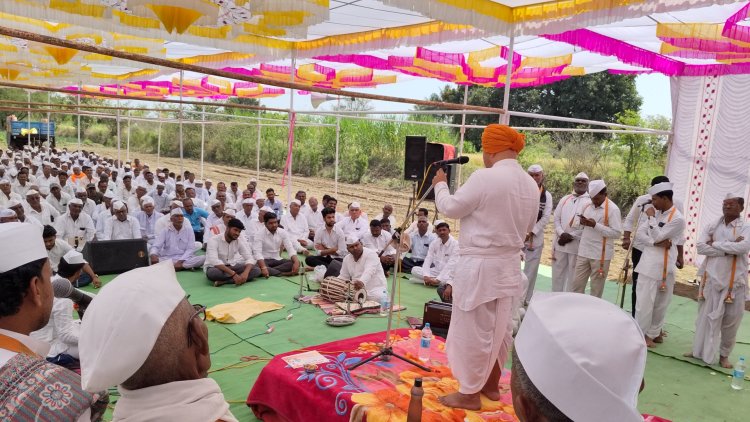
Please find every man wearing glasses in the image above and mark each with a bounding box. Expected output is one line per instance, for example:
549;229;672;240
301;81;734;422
79;261;238;421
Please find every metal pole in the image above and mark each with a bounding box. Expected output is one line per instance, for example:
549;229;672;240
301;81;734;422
116;84;121;165
76;81;81;152
457;84;468;185
178;70;184;175
287;50;296;206
200;104;205;179
256;110;261;179
46;91;51;150
335;116;340;195
27;90;30;147
126;110;131;161
156;111;162;168
502;32;515;125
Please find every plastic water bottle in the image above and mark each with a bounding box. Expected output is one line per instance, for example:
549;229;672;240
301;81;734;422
419;323;432;362
731;356;746;390
379;289;390;316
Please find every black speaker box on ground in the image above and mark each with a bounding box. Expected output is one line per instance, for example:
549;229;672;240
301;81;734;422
404;135;427;181
82;239;150;275
422;300;452;339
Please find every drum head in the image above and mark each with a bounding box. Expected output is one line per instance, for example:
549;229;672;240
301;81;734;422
326;315;356;327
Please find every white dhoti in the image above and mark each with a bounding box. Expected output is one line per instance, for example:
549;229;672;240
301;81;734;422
692;282;747;364
409;265;433;284
635;274;675;339
522;244;543;303
551;249;577;292
571;256;611;298
161;254;206;269
446;296;515;394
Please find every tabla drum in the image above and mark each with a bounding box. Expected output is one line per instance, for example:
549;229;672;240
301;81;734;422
319;276;367;304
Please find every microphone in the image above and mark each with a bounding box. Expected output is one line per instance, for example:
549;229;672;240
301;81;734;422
432;156;470;167
52;278;94;315
640;200;652;209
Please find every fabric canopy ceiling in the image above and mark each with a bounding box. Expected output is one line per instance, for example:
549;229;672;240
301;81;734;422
0;0;749;99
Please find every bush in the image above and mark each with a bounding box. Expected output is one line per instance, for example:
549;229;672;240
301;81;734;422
56;124;76;138
84;124;111;145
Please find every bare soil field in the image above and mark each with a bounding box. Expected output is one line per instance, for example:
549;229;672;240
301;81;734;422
83;145;711;305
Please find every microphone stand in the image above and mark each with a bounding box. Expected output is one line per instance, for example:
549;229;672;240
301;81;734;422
617;203;647;309
348;181;438;372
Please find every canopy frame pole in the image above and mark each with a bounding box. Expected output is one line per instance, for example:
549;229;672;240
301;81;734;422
256;110;261;179
457;84;468;185
156;111;162;168
27;90;31;147
200;104;205;179
126;110;131;162
335;96;341;195
46;91;51;151
116;84;121;165
178;70;184;175
502;31;515;125
287;49;296;206
76;81;81;152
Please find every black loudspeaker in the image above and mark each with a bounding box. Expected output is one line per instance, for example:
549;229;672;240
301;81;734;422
418;143;453;200
404;135;427;181
423;300;452;339
82;239;150;275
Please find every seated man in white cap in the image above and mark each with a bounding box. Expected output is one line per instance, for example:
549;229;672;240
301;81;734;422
0;208;18;223
31;250;89;371
0;223;108;421
204;218;261;287
410;221;458;293
75;187;97;219
135;196;158;245
24;189;59;226
78;262;237;421
633;182;685;348
360;219;397;275
570;180;622;298
237;198;256;242
522;164;553;305
551;172;589;292
254;212;302;277
203;199;225;242
149;182;169;213
339;236;388;303
127;185;149;212
0;178;22;208
101;201;141;241
43;225;101;288
512;292;647;422
155;200;183;236
46;181;71;214
281;199;314;250
150;209;206;271
194;180;210;203
185;187;207;210
687;194;750;368
8;198;42;228
335;201;367;238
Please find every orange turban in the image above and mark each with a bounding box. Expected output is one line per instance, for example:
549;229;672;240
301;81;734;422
481;124;525;154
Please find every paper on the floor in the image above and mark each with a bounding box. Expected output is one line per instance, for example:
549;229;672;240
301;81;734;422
281;351;329;369
206;297;284;324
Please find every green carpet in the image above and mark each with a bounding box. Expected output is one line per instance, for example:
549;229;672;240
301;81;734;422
83;265;750;421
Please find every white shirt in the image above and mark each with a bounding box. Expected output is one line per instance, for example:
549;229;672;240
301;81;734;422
314;226;348;259
281;212;309;242
150;223;198;261
405;220;433;236
149;190;169;212
553;192;591;254
626;194;686;251
422;235;459;286
81;198;97;219
697;217;750;288
0;190;22;208
236;210;256;242
204;234;256;269
24;201;60;226
47;238;74;272
253;227;296;261
11;180;31;197
575;198;622;261
409;230;436;261
374;213;396;227
335;216;368;238
154;213;172;237
36;174;56;196
359;230;396;256
55;212;96;249
531;189;553;239
135;210;158;241
634;206;686;280
45;192;71;214
307;208;324;231
102;215;141;240
31;281;80;359
339;248;388;301
116;185;136;203
0;328;50;367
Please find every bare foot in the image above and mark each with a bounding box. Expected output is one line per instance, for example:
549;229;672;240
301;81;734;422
719;356;733;369
682;352;695;358
480;387;501;401
213;280;227;287
660;330;669;338
645;337;656;348
305;266;315;272
653;334;664;344
438;392;481;410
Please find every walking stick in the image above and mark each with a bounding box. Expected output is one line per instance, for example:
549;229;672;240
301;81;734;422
617;208;646;309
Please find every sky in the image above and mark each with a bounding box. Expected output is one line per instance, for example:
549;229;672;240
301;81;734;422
259;73;674;118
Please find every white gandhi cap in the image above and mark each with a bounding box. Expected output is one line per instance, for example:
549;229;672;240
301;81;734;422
588;179;606;197
79;261;186;392
647;182;673;196
0;223;48;271
515;292;646;422
62;249;87;265
527;164;543;173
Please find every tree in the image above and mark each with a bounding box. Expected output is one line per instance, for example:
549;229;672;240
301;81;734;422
223;97;261;116
331;97;374;112
418;73;643;150
612;111;671;180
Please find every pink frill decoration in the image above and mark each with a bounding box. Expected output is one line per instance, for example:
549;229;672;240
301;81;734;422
660;36;750;55
723;2;750;44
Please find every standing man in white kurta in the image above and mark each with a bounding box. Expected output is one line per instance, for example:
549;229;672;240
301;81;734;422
633;182;685;348
570;180;622;298
433;124;538;410
551;173;589;291
687;195;750;367
522;164;553;305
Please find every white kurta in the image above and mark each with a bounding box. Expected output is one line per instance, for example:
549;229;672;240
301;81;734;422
692;217;750;364
411;235;459;286
55;213;96;250
359;231;396;256
334;216;368;238
281;212;310;249
47;238;74;272
31;279;80;359
523;188;553;303
435;158;538;394
0;190;22;208
551;192;589;291
339;248;388;301
204;234;256;270
253;227;297;260
24;201;60;226
634;206;686;339
307;209;324;231
45;192;71;214
102;216;142;241
150;224;205;269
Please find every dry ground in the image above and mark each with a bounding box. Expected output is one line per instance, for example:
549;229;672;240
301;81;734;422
82;145;704;302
